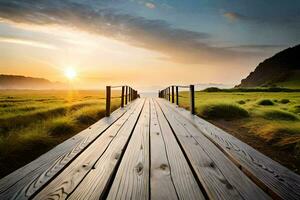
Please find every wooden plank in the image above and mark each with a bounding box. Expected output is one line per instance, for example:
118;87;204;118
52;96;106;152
67;99;146;199
161;98;300;200
152;99;205;200
33;99;144;200
157;99;270;200
106;99;150;200
149;99;178;200
0;101;138;200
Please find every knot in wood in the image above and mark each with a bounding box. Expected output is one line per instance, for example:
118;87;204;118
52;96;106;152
136;162;144;175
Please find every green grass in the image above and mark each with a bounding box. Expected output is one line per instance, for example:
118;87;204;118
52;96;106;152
178;90;300;169
280;99;290;104
198;103;249;119
257;99;274;106
262;110;299;121
0;90;121;178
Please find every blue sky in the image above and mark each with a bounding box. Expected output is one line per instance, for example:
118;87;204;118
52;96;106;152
0;0;299;88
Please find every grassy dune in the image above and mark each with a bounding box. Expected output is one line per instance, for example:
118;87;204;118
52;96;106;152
178;91;300;172
0;90;121;178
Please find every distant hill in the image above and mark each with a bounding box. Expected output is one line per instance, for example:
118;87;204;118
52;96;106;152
237;44;300;88
0;74;66;89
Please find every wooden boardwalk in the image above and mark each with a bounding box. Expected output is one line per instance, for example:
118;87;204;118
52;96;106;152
1;98;300;200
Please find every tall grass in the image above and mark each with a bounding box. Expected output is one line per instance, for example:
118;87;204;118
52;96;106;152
198;103;249;119
178;90;300;170
0;90;121;178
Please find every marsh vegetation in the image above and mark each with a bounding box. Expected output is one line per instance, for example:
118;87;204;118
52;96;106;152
179;90;300;172
0;90;121;177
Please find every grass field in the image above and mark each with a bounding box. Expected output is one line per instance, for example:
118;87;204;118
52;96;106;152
178;91;300;172
0;90;121;178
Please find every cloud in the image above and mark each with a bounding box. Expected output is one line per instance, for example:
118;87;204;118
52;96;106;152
0;36;56;49
0;0;261;64
224;44;286;51
145;2;156;9
223;12;248;22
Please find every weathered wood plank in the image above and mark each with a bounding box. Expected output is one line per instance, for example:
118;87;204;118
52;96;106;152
157;99;270;200
149;99;178;200
0;101;138;200
67;100;146;200
107;99;150;200
161;98;300;200
33;99;144;200
152;99;205;200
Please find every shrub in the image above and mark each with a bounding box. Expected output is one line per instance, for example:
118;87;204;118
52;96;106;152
237;100;246;105
48;118;75;136
290;105;300;114
199;103;249;119
257;99;274;106
263;110;299;121
203;87;222;92
280;99;290;104
75;114;97;124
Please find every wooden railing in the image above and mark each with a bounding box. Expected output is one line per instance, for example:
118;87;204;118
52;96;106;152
106;85;139;117
159;85;195;114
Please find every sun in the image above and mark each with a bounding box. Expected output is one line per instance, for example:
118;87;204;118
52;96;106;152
64;68;77;80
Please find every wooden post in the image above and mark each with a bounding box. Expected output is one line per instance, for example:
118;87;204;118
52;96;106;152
176;86;179;105
128;86;131;102
130;88;132;101
106;86;111;117
165;89;167;99
121;86;125;107
190;84;195;114
171;86;175;103
125;86;128;105
168;87;171;101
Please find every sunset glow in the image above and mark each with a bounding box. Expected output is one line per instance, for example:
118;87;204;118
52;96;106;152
64;68;77;80
0;0;299;91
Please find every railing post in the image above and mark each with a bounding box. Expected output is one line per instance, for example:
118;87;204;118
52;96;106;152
190;85;195;115
176;86;179;105
130;88;132;101
165;88;168;100
121;86;125;107
125;86;128;105
128;87;131;102
106;86;111;117
171;86;174;103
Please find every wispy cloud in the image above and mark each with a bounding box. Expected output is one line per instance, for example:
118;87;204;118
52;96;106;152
0;36;56;49
145;2;156;9
0;0;270;64
223;12;248;22
223;44;286;51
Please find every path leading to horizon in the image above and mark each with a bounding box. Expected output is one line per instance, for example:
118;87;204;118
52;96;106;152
1;98;300;199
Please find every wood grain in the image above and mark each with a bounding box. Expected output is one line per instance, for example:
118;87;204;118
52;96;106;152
161;98;300;200
152;99;205;200
107;99;150;200
157;99;270;200
33;99;144;200
68;100;146;200
0;101;138;200
149;99;178;200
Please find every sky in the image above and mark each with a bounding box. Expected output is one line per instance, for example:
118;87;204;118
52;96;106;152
0;0;299;90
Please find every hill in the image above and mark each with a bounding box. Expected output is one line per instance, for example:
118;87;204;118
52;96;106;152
0;74;65;89
237;44;300;88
